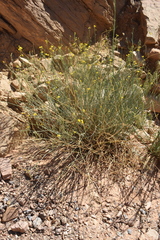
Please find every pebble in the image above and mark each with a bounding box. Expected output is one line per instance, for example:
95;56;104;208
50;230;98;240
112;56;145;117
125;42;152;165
140;208;146;215
32;217;42;229
9;220;29;233
117;211;122;217
75;207;80;211
55;227;63;235
24;209;32;214
117;231;122;236
127;228;132;235
27;215;32;221
102;208;108;213
60;216;67;226
145;201;152;210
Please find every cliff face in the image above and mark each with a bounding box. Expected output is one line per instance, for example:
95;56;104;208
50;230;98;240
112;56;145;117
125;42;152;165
0;0;113;64
0;0;159;65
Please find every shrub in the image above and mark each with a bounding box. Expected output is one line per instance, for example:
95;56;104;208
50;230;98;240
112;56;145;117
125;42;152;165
23;40;146;162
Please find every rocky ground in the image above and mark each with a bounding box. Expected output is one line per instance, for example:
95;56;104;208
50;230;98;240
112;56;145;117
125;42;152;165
0;131;160;240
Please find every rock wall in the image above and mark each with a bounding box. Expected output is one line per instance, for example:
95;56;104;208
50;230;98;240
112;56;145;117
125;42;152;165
0;0;159;67
0;0;113;66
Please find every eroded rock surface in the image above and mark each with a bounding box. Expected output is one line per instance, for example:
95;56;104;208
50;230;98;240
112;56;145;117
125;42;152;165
0;0;114;66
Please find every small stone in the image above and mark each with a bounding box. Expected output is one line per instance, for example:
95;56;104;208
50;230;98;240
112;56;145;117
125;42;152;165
75;207;80;211
60;216;67;226
0;223;5;230
44;220;51;228
24;209;32;214
105;214;112;220
102;208;108;213
117;211;122;218
91;215;97;219
140;208;146;215
12;59;22;68
127;229;132;235
32;217;42;229
0;158;12;180
18;198;26;206
2;206;19;222
55;227;63;235
145;201;152;210
9;220;29;233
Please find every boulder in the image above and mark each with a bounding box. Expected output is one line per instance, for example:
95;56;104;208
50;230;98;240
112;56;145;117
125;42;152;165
141;0;160;45
116;0;160;49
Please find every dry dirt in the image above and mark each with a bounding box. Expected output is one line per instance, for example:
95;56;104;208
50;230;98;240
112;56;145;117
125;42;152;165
0;138;160;240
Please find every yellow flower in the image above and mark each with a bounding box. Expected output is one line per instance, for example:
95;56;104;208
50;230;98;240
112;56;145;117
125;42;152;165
82;109;85;112
18;45;23;52
77;119;84;124
33;113;37;116
87;88;90;91
57;96;60;99
57;134;61;138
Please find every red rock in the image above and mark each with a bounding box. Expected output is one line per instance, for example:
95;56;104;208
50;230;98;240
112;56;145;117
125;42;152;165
148;48;160;60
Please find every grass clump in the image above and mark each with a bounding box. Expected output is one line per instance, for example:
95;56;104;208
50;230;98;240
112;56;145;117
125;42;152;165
14;39;147;175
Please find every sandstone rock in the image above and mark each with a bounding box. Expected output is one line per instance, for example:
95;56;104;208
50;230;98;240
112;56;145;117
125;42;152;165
113;55;126;69
12;59;22;68
9;220;29;233
0;0;113;64
0;158;12;180
2;206;19;222
40;58;52;71
141;0;160;45
8;92;27;112
0;108;26;156
35;83;49;102
0;89;9;102
0;73;11;92
10;79;27;92
146;96;160;113
148;48;160;60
